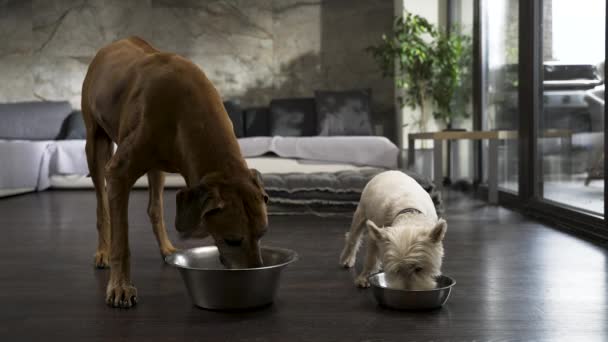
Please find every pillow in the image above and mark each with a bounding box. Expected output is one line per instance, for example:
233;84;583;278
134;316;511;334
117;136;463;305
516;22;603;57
314;89;373;136
0;101;73;140
58;110;87;139
244;107;270;137
223;100;244;138
59;103;243;140
269;98;316;136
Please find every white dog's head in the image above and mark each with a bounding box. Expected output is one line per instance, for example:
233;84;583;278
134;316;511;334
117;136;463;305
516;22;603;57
367;218;447;290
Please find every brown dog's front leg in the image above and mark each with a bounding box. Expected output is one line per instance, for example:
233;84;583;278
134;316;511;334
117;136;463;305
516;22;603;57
105;168;138;308
147;170;178;257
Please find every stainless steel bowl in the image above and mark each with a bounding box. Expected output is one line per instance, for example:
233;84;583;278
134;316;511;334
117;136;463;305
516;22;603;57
165;246;298;310
368;273;455;310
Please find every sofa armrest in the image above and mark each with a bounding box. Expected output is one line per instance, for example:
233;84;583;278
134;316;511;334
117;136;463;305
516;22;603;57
0;101;72;140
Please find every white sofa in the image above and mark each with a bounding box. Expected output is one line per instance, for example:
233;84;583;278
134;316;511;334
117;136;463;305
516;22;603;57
0;100;399;199
46;136;398;190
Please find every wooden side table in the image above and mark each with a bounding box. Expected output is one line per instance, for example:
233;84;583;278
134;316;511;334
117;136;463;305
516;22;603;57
407;130;572;204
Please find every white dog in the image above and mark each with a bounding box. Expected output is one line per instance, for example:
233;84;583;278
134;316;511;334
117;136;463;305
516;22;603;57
339;170;447;289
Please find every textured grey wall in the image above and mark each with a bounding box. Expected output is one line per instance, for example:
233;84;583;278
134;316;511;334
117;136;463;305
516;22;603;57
0;0;395;138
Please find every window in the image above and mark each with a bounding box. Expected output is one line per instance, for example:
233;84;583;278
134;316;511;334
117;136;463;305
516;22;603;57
538;0;605;215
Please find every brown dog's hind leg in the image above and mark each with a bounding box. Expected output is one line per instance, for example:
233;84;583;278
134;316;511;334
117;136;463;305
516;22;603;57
147;170;178;257
85;123;113;269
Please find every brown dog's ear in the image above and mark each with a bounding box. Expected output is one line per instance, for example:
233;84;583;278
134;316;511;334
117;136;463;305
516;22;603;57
250;168;263;183
175;183;225;232
250;168;269;203
175;186;201;233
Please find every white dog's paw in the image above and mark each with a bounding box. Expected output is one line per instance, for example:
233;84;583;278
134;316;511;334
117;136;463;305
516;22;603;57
339;251;356;268
355;275;371;288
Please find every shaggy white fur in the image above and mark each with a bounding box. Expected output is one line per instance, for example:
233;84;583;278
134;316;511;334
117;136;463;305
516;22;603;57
339;170;447;289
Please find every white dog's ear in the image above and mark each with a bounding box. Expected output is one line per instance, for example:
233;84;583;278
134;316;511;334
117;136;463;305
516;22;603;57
429;218;447;243
366;220;386;241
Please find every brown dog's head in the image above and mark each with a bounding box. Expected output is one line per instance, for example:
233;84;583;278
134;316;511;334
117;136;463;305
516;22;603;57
175;169;268;268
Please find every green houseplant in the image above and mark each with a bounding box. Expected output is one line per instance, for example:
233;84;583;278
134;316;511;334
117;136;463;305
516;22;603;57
430;29;472;129
366;13;437;130
367;13;472;130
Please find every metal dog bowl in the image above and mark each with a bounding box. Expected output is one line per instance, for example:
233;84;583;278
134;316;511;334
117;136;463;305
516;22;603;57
368;273;455;310
165;246;298;310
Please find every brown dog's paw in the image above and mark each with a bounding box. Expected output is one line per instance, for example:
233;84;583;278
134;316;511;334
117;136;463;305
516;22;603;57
106;283;138;308
94;250;110;269
160;245;179;258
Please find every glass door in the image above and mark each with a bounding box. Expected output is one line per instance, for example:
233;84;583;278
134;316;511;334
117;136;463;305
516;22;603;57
538;0;605;215
481;0;519;192
448;0;474;181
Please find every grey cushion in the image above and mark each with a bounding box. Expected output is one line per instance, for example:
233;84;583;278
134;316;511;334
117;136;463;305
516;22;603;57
244;107;270;137
223;100;244;138
262;169;442;216
314;89;373;136
0;101;73;140
269;98;317;136
58;111;86;140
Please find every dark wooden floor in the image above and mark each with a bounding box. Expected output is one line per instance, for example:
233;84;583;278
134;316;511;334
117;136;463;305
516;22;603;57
1;190;607;341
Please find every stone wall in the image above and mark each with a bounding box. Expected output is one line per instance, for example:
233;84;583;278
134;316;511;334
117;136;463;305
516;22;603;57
0;0;395;138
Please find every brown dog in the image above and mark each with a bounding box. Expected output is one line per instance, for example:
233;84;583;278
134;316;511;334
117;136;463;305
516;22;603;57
81;37;268;308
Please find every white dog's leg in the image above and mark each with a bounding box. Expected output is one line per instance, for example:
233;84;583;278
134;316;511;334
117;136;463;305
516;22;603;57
339;207;366;268
355;239;379;288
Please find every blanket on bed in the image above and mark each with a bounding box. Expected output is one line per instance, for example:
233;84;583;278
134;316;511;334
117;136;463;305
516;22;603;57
44;136;398;177
239;136;398;169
